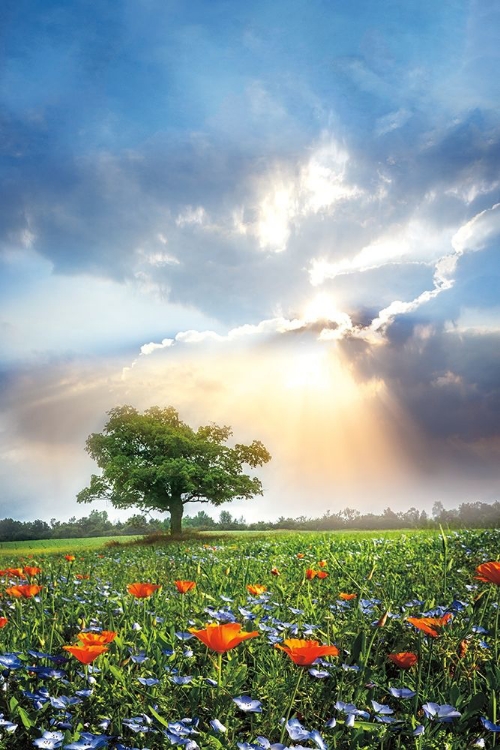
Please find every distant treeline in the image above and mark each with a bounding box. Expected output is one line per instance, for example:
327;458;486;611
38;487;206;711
1;500;500;542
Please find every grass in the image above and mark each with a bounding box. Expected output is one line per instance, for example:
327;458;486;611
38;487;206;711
0;527;498;748
0;535;141;557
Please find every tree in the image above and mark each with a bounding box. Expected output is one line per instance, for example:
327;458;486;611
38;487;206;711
77;405;271;535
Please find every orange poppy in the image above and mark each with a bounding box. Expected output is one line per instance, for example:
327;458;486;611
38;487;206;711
6;584;42;599
189;622;259;653
246;584;267;596
339;592;357;600
0;617;8;628
316;571;328;579
407;613;452;638
275;638;340;666
318;560;327;568
297;553;305;559
476;561;500;586
388;652;418;669
23;566;41;576
64;555;76;562
75;574;90;580
6;568;24;578
127;583;161;598
270;567;280;576
77;630;117;645
174;580;196;594
305;569;317;580
63;645;108;664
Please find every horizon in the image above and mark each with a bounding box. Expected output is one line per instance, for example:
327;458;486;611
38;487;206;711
1;0;500;524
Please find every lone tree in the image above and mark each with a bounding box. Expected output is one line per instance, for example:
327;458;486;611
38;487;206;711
77;405;271;535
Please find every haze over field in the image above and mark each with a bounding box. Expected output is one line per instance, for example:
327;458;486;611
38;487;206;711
1;0;500;523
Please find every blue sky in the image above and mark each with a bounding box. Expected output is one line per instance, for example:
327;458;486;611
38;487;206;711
1;0;500;523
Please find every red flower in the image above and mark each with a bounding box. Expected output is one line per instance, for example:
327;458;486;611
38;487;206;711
63;645;108;664
6;568;24;578
407;613;452;638
6;584;42;599
64;555;76;562
388;652;418;669
275;638;339;666
189;622;259;653
318;560;327;568
316;571;328;579
0;617;8;628
77;630;117;645
174;580;196;594
246;584;267;595
476;562;500;586
305;569;317;580
127;583;161;598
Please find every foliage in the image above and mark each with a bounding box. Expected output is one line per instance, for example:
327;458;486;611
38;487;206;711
77;405;271;533
0;529;499;748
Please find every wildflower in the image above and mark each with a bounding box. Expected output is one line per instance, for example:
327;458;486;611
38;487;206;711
23;566;41;576
297;553;305;559
64;555;76;562
246;584;267;596
77;631;117;645
275;638;339;666
318;560;327;568
316;571;328;579
33;730;64;749
389;687;416;699
407;613;452;637
476;562;500;586
63;645;108;664
305;569;317;580
127;582;161;598
75;574;90;580
210;719;227;733
5;584;42;598
232;695;263;713
422;702;461;722
0;617;8;628
270;567;280;576
339;592;357;600
189;622;259;653
481;717;500;732
6;567;24;577
175;580;196;594
387;652;418;669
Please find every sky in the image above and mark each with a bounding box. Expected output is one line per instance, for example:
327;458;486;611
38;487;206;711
1;0;500;524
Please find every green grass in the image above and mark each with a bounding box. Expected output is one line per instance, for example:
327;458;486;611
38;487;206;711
0;528;499;748
0;534;140;557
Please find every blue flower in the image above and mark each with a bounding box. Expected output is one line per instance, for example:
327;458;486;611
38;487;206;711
175;632;194;641
63;733;109;749
285;718;311;742
33;731;65;749
389;687;415;699
309;668;330;679
0;714;18;733
0;653;23;669
171;675;193;685
422;703;461;722
209;719;227;733
481;717;500;732
137;678;160;686
334;701;370;720
233;695;263;713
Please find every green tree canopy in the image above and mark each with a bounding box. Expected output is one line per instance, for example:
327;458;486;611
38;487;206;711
77;405;271;534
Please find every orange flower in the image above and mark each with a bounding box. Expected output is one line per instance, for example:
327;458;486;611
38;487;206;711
246;584;267;596
407;613;452;638
6;584;42;598
6;568;24;578
388;652;418;669
127;582;161;598
318;560;327;568
77;630;117;645
0;617;8;628
189;622;259;653
64;555;76;562
174;580;196;594
316;571;328;579
23;566;41;576
75;574;90;580
297;553;305;559
275;638;339;666
305;569;317;580
270;567;280;576
63;645;108;664
339;592;357;600
476;561;500;586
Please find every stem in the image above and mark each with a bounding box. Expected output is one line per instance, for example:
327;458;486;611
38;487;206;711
279;668;304;744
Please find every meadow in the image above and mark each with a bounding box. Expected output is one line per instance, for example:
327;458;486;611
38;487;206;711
0;529;499;749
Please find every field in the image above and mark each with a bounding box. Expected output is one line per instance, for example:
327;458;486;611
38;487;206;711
0;529;499;749
0;537;141;558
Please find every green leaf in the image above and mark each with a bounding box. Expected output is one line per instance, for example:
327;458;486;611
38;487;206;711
148;704;170;729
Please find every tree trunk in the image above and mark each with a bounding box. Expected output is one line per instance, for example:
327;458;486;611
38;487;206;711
170;500;184;535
